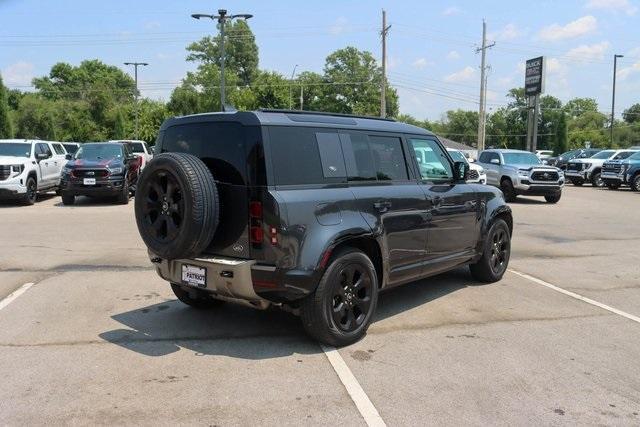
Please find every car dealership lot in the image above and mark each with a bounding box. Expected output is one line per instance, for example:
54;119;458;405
1;187;639;425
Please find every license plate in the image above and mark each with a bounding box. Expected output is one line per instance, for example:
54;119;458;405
181;264;207;288
83;178;96;185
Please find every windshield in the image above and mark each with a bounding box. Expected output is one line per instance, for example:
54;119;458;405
63;144;79;154
502;152;541;165
130;142;144;153
591;150;615;159
74;144;123;160
559;149;577;159
614;151;635;160
0;143;32;157
448;150;468;164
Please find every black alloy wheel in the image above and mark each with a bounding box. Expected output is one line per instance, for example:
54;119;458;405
331;263;374;332
488;226;509;276
24;177;37;205
141;170;185;243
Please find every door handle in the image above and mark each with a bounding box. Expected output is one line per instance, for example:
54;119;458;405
373;201;392;213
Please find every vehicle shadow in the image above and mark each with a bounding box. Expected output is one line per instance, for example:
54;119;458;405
0;192;58;208
99;267;482;359
509;197;547;205
53;195;131;207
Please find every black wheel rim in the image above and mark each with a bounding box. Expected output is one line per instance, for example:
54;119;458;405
489;227;509;275
27;179;36;202
330;263;373;332
141;170;185;242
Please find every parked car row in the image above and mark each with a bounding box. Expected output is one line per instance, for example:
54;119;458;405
564;148;639;188
0;139;152;205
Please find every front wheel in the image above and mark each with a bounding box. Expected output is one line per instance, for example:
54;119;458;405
545;193;562;203
170;283;224;309
117;179;130;205
61;194;75;205
22;176;37;205
591;172;604;187
631;174;640;192
500;179;517;202
300;249;378;347
469;219;511;283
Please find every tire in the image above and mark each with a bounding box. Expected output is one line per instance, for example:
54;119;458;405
591;171;604;187
21;176;37;205
61;194;75;205
117;178;130;205
135;153;219;260
469;219;511;283
500;178;517;202
631;174;640;192
570;179;583;187
545;193;562;203
606;182;620;190
300;249;379;347
170;283;224;309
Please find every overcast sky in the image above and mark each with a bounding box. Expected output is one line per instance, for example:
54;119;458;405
1;0;639;120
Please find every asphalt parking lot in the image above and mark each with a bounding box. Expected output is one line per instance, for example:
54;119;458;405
1;186;639;425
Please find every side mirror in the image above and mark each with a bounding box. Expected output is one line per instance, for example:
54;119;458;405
65;154;72;160
454;161;469;182
36;152;49;161
490;158;501;165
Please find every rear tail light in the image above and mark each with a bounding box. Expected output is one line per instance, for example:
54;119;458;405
250;226;263;244
249;200;278;247
269;227;278;245
249;201;263;218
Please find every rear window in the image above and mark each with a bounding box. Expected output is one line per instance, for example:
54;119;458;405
130;142;145;153
162;122;247;185
52;143;66;155
340;133;408;181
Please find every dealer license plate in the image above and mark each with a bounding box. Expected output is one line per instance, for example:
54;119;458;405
181;264;207;288
83;178;96;185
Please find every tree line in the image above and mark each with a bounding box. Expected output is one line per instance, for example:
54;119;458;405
0;20;638;153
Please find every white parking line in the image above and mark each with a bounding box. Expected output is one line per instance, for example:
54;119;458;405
321;344;386;427
509;269;640;324
0;282;35;312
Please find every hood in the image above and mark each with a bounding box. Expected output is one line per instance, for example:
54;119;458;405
468;163;485;173
570;158;605;164
507;163;559;171
0;155;30;165
66;158;122;168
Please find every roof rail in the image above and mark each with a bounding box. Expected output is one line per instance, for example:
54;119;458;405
258;109;396;122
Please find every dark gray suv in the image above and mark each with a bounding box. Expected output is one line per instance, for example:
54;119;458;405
134;110;513;346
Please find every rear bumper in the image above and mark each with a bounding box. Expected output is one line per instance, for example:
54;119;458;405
150;252;316;306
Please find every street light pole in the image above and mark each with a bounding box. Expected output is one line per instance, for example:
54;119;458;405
611;54;624;147
192;9;253;110
124;62;148;140
289;64;298;109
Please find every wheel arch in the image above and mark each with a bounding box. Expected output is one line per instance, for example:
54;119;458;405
326;235;384;289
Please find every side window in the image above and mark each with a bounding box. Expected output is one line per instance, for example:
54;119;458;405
368;136;408;180
52;143;65;155
36;143;52;158
407;138;453;182
268;126;346;185
478;152;490;163
340;132;376;181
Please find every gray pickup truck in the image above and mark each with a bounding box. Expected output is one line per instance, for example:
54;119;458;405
478;149;564;203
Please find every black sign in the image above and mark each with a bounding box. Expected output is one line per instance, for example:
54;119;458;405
525;56;545;96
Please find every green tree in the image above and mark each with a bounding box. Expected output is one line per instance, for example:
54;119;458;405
622;103;640;124
563;97;598;119
186;20;259;86
113;108;126;139
0;75;12;138
439;109;478;146
15;94;57;140
322;47;398;117
554;112;568;155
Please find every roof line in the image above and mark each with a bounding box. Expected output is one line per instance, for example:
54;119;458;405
258;109;397;122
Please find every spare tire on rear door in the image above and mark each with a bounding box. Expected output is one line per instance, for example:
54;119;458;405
135;152;219;260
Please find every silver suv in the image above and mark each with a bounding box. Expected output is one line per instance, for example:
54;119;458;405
478;149;564;203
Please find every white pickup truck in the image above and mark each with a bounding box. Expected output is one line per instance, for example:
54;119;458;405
110;140;153;169
564;149;638;187
0;139;68;205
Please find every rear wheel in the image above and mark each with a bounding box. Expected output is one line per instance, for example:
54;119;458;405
22;176;37;205
300;249;378;347
545;193;562;203
170;284;224;309
631;174;640;192
500;178;517;202
469;219;511;283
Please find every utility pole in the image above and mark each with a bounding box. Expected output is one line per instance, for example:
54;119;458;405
611;54;624;147
123;62;148;140
476;20;495;152
192;10;253;110
289;64;298;109
300;85;304;110
380;9;391;118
